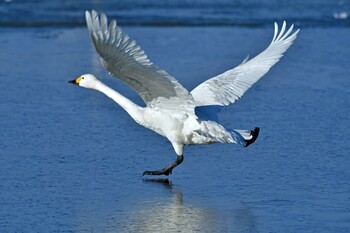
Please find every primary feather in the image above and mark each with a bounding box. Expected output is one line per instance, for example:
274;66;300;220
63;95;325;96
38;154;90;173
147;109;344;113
85;10;195;112
191;21;300;107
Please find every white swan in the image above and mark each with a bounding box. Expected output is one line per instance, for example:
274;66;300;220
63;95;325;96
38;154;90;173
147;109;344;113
69;10;299;176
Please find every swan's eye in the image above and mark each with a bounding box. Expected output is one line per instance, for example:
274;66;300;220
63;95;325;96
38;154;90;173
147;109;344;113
82;77;85;79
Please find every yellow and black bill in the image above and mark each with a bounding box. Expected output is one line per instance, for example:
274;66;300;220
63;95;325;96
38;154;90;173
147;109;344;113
68;77;82;85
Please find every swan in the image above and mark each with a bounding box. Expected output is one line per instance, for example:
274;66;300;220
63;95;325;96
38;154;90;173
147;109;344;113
69;10;299;176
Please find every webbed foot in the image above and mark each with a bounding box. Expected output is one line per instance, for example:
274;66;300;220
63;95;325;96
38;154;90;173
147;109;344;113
245;127;260;147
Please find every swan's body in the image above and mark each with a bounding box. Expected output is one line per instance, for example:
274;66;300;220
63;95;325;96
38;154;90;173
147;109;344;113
69;10;299;176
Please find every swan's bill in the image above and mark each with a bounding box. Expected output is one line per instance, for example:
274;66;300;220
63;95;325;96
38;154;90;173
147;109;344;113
68;76;83;85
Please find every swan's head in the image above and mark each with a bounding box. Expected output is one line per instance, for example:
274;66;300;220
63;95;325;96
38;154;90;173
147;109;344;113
69;74;98;89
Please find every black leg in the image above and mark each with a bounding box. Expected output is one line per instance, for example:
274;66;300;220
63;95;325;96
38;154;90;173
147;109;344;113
142;155;184;176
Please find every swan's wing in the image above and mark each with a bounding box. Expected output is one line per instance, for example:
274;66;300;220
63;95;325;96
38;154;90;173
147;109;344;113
191;21;299;107
85;10;195;112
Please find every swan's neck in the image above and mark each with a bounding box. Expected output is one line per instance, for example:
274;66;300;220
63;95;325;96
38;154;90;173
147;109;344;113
95;81;143;123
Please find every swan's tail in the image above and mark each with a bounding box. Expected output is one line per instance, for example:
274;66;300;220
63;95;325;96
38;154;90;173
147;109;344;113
194;121;260;146
229;127;260;147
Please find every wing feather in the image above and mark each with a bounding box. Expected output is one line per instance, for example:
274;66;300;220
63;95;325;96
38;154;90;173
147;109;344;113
191;22;299;107
85;10;195;112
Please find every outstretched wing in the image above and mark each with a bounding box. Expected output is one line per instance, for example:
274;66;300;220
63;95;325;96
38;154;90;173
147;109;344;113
85;10;195;112
191;21;299;107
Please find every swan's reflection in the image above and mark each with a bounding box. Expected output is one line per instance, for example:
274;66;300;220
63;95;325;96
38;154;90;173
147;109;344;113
125;178;218;233
123;179;258;233
75;178;257;232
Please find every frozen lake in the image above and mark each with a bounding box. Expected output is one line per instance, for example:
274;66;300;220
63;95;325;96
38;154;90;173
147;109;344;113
0;7;350;233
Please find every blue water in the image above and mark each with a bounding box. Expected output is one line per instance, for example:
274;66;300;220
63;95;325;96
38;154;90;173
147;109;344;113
1;1;350;233
0;0;349;26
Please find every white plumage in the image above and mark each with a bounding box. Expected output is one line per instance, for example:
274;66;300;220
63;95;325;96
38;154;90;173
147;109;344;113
69;10;299;176
191;21;299;106
85;10;195;113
